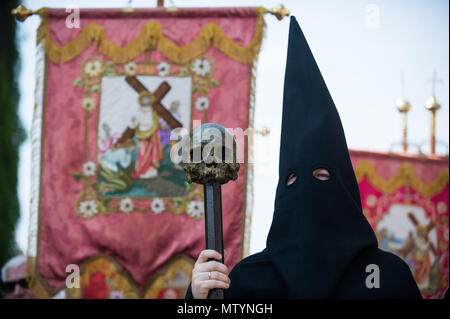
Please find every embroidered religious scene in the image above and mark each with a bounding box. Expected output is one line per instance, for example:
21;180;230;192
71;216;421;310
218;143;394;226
96;74;192;198
352;150;449;298
377;206;439;292
2;0;448;303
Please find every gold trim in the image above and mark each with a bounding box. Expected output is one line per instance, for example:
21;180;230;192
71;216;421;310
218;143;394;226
355;160;449;198
36;7;267;65
26;257;52;298
73;254;194;299
143;255;194;298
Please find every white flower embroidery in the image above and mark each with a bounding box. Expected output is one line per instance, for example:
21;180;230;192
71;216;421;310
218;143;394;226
79;200;98;218
437;202;447;214
109;290;125;299
365;195;377;208
83;162;96;176
192;58;211;77
195;97;209;111
157;62;170;76
124;62;138;76
186;200;204;219
151;198;165;214
82;97;96;111
84;60;103;77
120;197;133;213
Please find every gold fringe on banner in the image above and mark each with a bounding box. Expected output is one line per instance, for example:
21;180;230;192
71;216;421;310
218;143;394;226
355;161;449;198
36;7;267;65
26;257;52;298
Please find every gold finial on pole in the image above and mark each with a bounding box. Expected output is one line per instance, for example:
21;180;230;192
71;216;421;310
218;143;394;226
123;0;134;13
11;4;39;22
265;4;290;21
396;98;411;153
256;126;271;137
248;127;271;137
395;73;411;153
425;95;441;155
425;71;443;155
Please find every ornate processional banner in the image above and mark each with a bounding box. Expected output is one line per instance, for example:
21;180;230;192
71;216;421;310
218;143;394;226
350;150;449;299
28;7;266;298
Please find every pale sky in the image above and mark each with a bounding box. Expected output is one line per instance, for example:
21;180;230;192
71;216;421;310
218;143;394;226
15;0;449;255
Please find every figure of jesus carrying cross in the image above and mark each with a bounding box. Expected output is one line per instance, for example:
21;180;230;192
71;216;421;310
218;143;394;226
125;76;182;179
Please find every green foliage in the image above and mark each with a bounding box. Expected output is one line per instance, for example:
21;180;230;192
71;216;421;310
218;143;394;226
0;0;25;297
72;172;83;181
210;80;220;87
102;198;112;207
105;67;116;77
173;197;184;206
185;182;195;191
72;78;83;87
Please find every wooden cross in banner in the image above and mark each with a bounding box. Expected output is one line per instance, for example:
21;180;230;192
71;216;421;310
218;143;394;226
125;76;182;129
407;212;437;257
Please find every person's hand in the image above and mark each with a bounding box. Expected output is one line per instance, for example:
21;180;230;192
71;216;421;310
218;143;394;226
191;249;230;299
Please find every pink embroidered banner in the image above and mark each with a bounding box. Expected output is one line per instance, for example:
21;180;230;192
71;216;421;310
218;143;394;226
28;7;266;298
350;150;449;299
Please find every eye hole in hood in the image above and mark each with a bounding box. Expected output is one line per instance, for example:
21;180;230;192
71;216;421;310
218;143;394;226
313;168;330;181
285;173;297;186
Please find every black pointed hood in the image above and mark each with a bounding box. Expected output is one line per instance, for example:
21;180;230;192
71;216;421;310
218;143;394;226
265;16;377;298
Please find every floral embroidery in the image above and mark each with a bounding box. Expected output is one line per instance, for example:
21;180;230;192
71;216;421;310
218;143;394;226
82;97;96;112
151;198;165;214
119;198;133;214
186;200;204;219
366;194;377;208
195;96;209;111
192;58;211;77
124;61;138;76
79;200;99;218
157;62;170;76
84;60;103;77
83;162;96;176
437;202;447;214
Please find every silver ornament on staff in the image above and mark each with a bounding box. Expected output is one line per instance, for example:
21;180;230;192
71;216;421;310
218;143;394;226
182;123;240;299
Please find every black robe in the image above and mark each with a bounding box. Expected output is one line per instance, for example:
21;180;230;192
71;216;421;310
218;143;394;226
186;247;421;299
186;16;422;299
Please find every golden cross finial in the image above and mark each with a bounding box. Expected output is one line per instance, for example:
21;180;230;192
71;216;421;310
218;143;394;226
425;71;444;155
396;72;411;153
428;70;443;97
400;71;406;97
